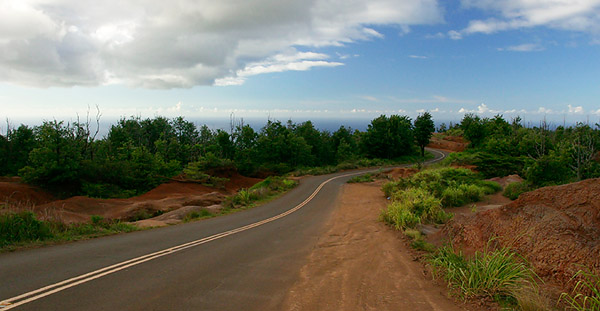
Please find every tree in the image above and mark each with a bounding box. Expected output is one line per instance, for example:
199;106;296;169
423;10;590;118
362;115;415;159
414;112;435;157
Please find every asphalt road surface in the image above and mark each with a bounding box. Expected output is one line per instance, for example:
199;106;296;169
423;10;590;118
0;149;446;311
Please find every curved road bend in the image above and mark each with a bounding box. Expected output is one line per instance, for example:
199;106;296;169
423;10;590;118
0;148;447;311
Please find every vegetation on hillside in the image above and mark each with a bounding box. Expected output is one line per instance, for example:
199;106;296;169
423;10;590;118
0;113;434;198
439;114;600;196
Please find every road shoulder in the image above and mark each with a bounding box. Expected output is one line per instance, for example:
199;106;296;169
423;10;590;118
282;181;468;311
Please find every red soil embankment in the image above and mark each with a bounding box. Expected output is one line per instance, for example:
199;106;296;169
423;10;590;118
444;178;600;293
0;180;55;206
2;173;262;224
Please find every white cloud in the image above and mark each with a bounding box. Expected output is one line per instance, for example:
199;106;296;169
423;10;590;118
452;0;600;38
448;30;463;40
458;103;501;114
568;104;584;114
0;0;443;88
215;51;344;86
498;43;545;52
409;55;428;59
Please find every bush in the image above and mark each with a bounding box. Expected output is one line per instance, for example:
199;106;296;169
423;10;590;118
0;211;52;246
503;182;533;200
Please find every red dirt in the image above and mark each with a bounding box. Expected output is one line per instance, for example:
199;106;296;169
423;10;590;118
282;182;471;311
0;181;55;206
383;167;418;179
427;135;467;152
442;178;600;293
3;172;261;224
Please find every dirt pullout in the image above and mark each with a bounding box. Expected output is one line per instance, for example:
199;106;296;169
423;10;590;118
427;135;467;153
31;172;260;224
443;178;600;293
282;182;468;311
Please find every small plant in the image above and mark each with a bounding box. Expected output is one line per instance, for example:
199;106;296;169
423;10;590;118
503;181;533;200
560;270;600;311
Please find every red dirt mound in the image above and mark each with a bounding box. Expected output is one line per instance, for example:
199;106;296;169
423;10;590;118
487;174;524;188
0;181;55;206
384;168;418;180
32;172;262;224
427;135;467;152
443;178;600;292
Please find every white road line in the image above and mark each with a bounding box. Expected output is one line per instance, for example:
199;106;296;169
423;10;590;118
0;149;446;310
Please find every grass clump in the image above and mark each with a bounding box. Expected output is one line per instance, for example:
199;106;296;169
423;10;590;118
183;209;213;222
0;212;138;250
503;181;534;200
381;188;451;230
224;176;297;209
560;270;600;311
347;172;376;183
429;243;541;308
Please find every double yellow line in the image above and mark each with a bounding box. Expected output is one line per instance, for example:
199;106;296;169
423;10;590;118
0;172;354;310
0;148;445;310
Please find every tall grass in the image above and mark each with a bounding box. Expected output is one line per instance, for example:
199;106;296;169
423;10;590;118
429;243;541;308
560;270;600;311
0;211;52;246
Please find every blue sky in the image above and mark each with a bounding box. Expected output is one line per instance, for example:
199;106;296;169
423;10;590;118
1;0;599;128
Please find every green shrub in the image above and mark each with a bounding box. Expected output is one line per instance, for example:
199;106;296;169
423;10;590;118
560;270;600;311
503;182;533;200
0;211;53;246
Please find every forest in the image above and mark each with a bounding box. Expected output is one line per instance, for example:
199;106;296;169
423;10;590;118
1;111;598;200
0;113;434;198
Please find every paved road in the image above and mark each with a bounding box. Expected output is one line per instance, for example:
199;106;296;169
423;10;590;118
0;149;446;311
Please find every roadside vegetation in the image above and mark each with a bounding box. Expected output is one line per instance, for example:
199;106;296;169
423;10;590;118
381;167;500;230
380;114;600;310
223;176;297;209
0;211;137;251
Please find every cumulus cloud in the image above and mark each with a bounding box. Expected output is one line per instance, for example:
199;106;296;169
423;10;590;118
0;0;443;88
452;0;600;38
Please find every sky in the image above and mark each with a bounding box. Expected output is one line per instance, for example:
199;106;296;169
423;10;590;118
1;0;600;130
